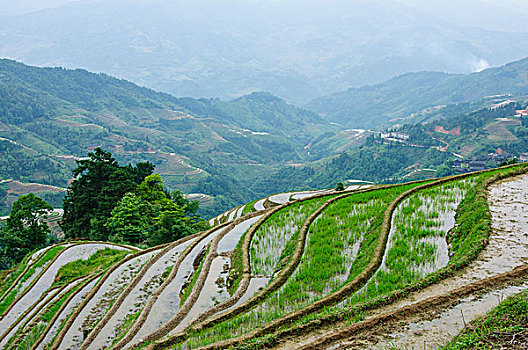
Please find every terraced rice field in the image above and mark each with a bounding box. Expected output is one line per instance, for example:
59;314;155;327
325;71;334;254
1;165;527;350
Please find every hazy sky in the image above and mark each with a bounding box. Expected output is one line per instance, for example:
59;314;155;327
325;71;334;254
2;0;528;16
0;0;81;15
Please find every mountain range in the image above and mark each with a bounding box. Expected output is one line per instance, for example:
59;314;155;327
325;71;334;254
1;56;528;217
2;0;528;104
307;57;528;129
0;59;337;215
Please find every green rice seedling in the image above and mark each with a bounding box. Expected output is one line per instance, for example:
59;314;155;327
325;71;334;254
239;165;528;349
250;197;329;277
178;185;417;348
343;177;475;308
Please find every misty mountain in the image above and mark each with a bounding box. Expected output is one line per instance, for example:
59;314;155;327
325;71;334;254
0;59;337;215
307;57;528;129
2;0;528;104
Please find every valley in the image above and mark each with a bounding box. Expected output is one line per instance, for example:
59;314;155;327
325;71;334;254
0;164;527;349
2;1;528;348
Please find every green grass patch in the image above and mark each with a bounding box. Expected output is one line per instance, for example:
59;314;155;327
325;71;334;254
226;231;246;295
441;288;528;350
180;246;209;306
0;245;66;315
51;248;130;288
242;200;258;215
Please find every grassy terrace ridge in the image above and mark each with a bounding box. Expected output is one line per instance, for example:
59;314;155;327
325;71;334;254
170;184;419;349
233;164;528;349
242;199;259;216
440;288;528;350
0;245;66;315
51;248;131;288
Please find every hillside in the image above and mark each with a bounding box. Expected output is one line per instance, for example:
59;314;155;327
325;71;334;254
307;57;528;129
2;0;528;104
253;101;528;194
0;165;526;349
0;59;338;215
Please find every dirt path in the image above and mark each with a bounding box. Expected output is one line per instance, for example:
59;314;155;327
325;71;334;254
280;174;528;349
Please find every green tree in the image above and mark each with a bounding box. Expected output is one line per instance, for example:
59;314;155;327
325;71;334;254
0;194;52;268
335;182;345;191
60;148;154;241
136;174;172;206
105;192;150;245
136;174;208;245
104;174;208;246
149;209;192;245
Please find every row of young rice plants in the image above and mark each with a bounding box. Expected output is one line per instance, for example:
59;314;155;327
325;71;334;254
3;250;130;349
239;166;528;349
250;196;332;278
278;171;500;330
0;245;67;315
341;176;476;308
227;196;334;300
5;278;90;350
175;184;421;349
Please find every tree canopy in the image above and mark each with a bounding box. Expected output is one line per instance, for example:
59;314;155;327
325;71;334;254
105;174;208;246
0;194;53;268
61;148;208;246
60;147;154;240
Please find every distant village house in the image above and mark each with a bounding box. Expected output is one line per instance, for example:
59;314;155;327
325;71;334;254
515;106;528;117
380;131;410;143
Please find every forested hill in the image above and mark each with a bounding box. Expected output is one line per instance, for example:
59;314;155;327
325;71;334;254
0;59;337;216
307;57;528;129
252;102;528;194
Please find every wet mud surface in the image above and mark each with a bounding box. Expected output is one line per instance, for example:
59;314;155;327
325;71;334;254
59;250;155;350
38;278;100;350
128;227;227;344
86;243;189;350
277;174;528;349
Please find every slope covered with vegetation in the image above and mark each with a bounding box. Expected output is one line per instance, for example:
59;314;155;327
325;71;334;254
1;164;526;350
307;57;528;129
254;101;528;195
0;59;338;216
